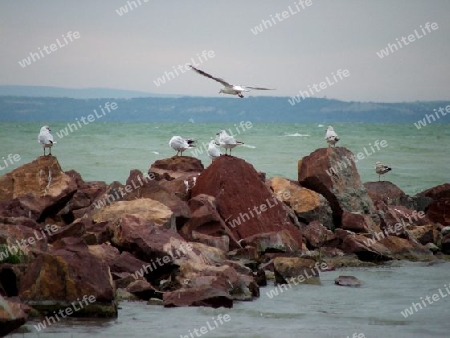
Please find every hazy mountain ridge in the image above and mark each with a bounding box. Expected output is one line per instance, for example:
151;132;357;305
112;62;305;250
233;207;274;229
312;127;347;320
0;94;448;123
0;85;178;99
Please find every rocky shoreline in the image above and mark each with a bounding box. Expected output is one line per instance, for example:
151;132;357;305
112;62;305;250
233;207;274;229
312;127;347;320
0;147;449;335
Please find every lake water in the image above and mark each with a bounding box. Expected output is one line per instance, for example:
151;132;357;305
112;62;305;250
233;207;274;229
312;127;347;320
2;122;450;337
10;261;450;337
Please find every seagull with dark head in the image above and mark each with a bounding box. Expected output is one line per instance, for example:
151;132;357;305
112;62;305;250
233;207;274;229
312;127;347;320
189;65;275;98
169;136;196;156
375;161;392;181
38;125;56;155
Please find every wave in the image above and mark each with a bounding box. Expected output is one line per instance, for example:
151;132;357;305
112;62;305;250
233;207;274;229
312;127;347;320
284;133;310;137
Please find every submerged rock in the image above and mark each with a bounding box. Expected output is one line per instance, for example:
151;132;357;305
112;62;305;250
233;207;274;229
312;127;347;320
334;275;362;287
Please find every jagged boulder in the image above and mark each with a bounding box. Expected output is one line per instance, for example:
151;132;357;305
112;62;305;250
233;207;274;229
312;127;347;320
124;169;191;229
302;221;338;249
0;296;30;336
191;156;302;247
19;237;117;317
0;156;77;222
267;177;333;228
298;147;377;228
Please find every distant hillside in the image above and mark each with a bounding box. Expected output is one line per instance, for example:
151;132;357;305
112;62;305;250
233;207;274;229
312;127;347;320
0;95;448;123
0;85;179;99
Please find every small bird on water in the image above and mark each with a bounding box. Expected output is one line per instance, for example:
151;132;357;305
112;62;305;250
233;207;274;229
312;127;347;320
325;126;339;147
375;161;392;181
38;125;56;155
169;136;196;156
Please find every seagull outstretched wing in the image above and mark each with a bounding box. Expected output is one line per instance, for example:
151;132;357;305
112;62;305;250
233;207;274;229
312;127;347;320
189;65;231;87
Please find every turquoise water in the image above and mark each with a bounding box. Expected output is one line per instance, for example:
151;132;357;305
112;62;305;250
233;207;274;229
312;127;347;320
2;122;450;337
1;122;448;195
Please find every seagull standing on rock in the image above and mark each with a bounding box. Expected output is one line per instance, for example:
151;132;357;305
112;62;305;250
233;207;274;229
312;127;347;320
375;161;392;181
207;140;222;160
325;126;340;147
189;65;275;98
38;125;56;155
169;136;196;156
216;130;243;155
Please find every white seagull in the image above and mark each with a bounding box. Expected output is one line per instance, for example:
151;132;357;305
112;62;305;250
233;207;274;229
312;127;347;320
38;125;56;155
375;161;392;181
169;136;196;156
325;126;340;147
189;65;275;98
216;130;243;155
207;140;222;160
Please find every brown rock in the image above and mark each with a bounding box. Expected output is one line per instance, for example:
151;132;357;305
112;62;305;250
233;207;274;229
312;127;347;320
426;199;450;227
298;147;377;228
408;225;440;246
273;257;322;285
302;221;338;249
92;198;174;229
191;156;302;247
364;181;407;206
19;237;117;317
124;169;191;229
126;280;160;300
341;212;374;233
242;230;300;254
149;156;204;180
0;296;30;336
267;177;333;228
163;285;233;308
0;156;77;222
88;244;120;266
418;183;450;200
192;231;230;252
182;194;241;249
334;275;362;287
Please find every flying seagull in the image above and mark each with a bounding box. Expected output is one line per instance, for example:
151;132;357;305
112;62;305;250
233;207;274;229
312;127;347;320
207;140;222;160
189;65;275;98
216;130;243;155
169;136;196;156
325;126;340;147
38;125;56;155
375;161;392;181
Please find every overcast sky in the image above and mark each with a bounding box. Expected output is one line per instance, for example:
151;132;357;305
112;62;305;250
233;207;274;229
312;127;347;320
1;0;449;102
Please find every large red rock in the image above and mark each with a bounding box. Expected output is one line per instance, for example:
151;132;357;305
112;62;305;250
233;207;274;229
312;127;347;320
298;147;377;228
191;156;302;247
0;156;77;222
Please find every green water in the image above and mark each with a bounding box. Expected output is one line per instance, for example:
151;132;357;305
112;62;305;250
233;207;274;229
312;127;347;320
1;122;448;195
